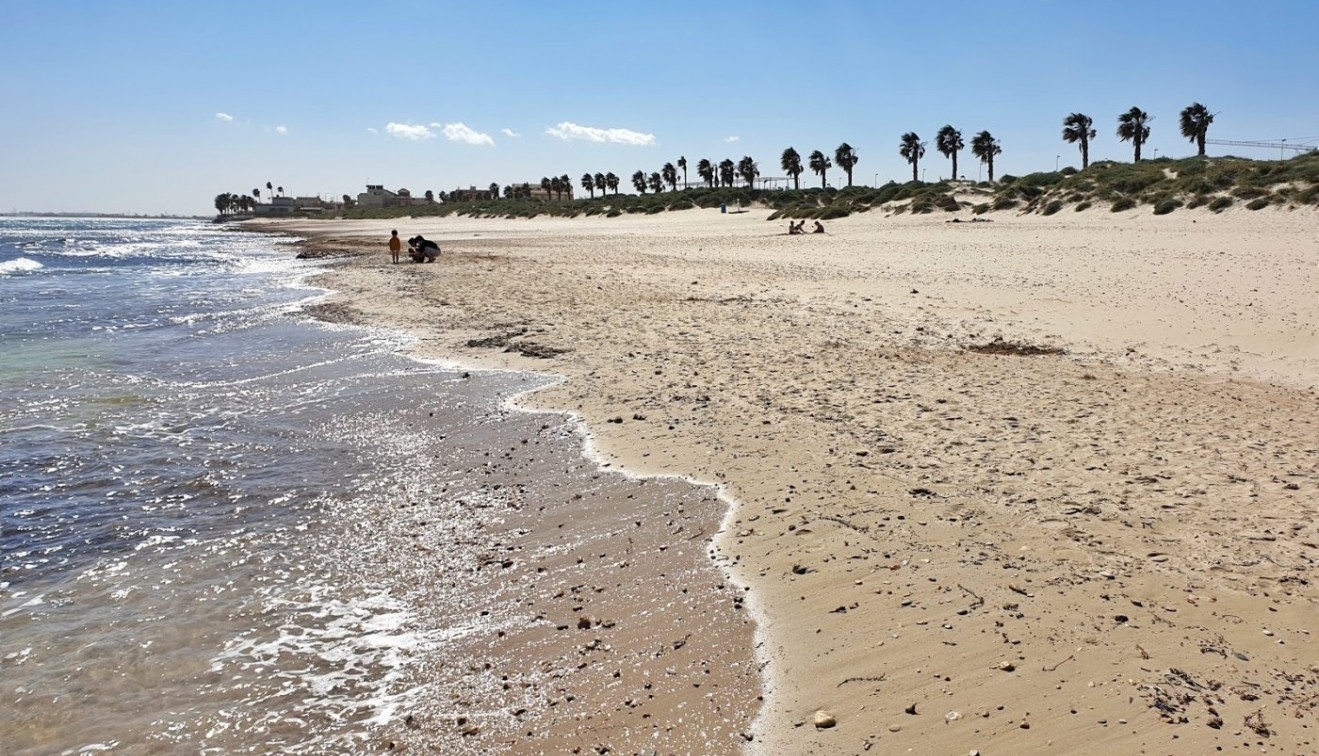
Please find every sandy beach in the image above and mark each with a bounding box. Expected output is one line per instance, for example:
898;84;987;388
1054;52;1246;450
253;206;1318;755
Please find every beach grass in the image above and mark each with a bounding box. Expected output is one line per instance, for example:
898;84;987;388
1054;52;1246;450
322;152;1318;223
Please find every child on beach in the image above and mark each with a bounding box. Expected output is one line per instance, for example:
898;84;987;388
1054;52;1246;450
388;230;402;263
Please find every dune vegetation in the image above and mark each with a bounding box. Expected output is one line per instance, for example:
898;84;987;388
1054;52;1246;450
333;151;1318;222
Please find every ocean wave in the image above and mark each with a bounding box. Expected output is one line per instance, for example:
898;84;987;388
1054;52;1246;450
0;257;43;275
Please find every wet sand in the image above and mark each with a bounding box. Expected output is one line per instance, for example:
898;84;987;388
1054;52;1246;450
257;207;1318;755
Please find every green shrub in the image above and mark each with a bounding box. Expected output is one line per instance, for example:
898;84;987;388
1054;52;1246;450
1246;197;1270;210
1186;195;1210;209
1019;172;1066;188
1152;199;1182;215
934;194;960;212
606;208;622;217
998;174;1019;184
1041;200;1063;216
1208;196;1233;212
1074;201;1092;212
1110;197;1136;212
972;202;990;215
816;205;851;220
1233;186;1268;200
1060;166;1078;176
992;196;1018;211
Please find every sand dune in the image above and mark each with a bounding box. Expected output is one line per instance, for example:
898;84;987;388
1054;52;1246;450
254;207;1318;755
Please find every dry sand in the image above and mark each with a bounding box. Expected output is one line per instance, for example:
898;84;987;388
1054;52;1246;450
252;206;1318;755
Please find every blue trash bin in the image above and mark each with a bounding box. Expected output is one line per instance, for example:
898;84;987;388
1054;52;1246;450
720;202;727;214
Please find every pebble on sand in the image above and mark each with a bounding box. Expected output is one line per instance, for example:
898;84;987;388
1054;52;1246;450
813;710;837;729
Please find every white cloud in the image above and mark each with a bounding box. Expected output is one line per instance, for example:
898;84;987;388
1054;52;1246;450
725;135;740;143
366;127;378;134
274;125;288;135
545;121;656;146
442;122;495;146
215;112;233;122
386;122;436;141
501;128;521;138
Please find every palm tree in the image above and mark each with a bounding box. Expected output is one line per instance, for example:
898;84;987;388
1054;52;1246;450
488;182;499;198
1117;106;1152;162
632;170;647;194
559;174;572;200
935;125;964;181
737;156;758;188
677;156;688;189
551;176;564;200
252;187;261;204
718;158;735;188
781;147;803;190
662;162;678;192
1179;102;1214;157
266;181;273;200
647;172;664;194
541;176;552;199
970;131;1002;182
277;186;284;197
214;193;230;216
899;132;926;182
1061;112;1097;169
605;172;619;194
808;150;831;189
581;173;595;199
697;159;714;188
834;143;858;187
594;172;606;196
425;189;435;203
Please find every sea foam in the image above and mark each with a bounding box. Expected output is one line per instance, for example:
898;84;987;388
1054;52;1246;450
0;257;42;275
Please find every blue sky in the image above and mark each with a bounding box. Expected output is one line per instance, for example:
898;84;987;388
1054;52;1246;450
2;0;1316;215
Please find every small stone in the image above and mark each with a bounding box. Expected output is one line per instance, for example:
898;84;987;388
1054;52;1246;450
577;616;592;629
946;711;962;722
997;661;1016;672
813;710;837;729
1262;629;1274;636
887;723;902;733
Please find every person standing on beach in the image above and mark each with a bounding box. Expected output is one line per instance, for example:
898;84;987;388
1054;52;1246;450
388;230;402;264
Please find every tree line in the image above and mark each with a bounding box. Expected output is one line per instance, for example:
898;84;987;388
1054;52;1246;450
562;102;1215;200
215;103;1219;214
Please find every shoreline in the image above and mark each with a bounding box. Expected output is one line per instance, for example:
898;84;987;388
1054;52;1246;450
259;208;1318;754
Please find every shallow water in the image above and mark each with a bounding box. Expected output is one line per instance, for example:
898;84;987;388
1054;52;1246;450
0;218;533;752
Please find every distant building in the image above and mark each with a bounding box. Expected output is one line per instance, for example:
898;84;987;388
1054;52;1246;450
357;184;399;208
253;196;297;216
449;185;498;202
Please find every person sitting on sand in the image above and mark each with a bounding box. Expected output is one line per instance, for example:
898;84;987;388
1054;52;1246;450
788;220;806;235
388;230;402;264
812;221;825;234
408;235;440;263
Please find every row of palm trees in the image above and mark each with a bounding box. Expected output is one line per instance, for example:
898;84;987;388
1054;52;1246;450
304;102;1217;211
560;102;1215;203
216;180;289;215
1062;102;1213;168
214;192;256;215
891;130;1003;183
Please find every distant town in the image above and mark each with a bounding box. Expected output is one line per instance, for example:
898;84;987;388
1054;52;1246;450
214;182;556;219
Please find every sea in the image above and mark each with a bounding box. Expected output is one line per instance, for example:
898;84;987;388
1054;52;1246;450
0;217;678;754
